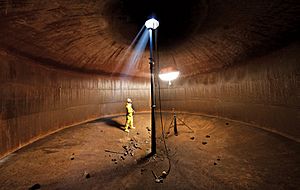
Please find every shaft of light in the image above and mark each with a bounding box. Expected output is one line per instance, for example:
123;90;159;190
123;28;149;74
112;25;145;75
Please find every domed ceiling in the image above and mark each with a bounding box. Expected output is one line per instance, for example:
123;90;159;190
0;0;299;77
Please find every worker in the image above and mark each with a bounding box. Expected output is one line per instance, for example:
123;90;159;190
124;98;135;132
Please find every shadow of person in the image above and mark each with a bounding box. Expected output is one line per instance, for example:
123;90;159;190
90;117;125;130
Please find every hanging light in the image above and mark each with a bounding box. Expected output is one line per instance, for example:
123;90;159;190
145;18;159;30
159;66;180;85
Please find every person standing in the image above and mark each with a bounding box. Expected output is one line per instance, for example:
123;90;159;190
124;98;135;132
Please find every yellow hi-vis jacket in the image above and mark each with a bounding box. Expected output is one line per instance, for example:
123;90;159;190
126;103;134;117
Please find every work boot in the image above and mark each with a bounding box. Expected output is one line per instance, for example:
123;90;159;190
124;128;129;133
130;126;135;129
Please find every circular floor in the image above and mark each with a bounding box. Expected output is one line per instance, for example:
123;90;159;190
0;113;299;190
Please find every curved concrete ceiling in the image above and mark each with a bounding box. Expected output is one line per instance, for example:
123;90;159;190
0;0;299;77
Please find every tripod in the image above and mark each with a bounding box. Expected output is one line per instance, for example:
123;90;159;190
166;109;194;136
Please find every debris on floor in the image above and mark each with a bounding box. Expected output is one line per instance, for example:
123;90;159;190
190;137;195;140
29;183;41;190
134;143;141;149
84;171;90;179
202;141;207;145
206;135;210;138
70;153;75;160
106;130;150;165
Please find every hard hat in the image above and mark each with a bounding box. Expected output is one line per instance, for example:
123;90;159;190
127;98;132;103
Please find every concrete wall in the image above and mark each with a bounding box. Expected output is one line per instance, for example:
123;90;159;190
0;49;150;158
159;43;299;141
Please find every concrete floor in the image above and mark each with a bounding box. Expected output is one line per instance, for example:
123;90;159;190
0;113;299;190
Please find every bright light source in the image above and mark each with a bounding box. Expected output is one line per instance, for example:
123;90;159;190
159;71;180;85
145;18;159;30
